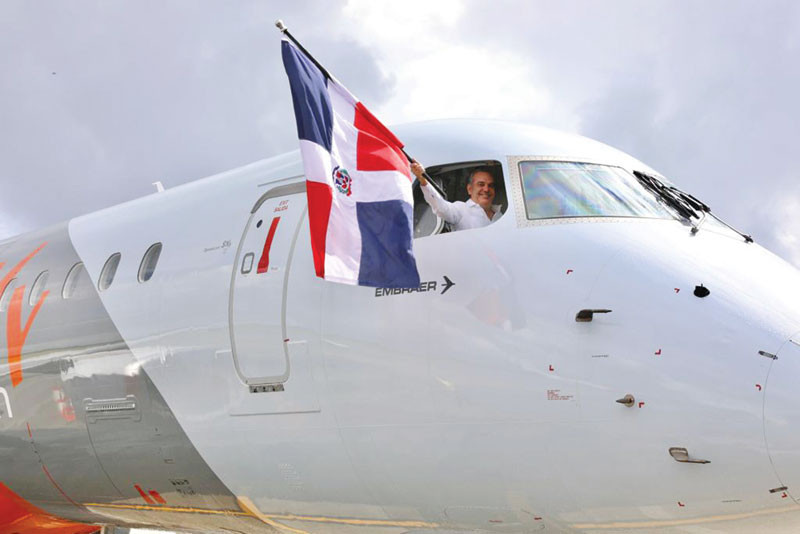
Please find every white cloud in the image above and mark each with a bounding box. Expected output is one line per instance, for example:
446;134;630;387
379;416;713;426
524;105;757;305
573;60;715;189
342;0;554;124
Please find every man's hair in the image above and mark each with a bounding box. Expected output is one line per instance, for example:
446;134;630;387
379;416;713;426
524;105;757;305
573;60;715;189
467;166;497;186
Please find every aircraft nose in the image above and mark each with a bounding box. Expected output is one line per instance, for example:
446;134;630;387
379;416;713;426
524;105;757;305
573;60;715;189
590;223;800;351
578;221;800;503
764;335;800;501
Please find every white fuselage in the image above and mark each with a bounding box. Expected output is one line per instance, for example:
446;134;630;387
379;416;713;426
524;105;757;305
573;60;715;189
3;120;800;533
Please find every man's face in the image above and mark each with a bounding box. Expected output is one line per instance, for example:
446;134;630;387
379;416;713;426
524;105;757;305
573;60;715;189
467;171;496;209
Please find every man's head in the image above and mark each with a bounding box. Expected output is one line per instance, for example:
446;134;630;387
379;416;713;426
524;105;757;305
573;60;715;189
466;167;496;209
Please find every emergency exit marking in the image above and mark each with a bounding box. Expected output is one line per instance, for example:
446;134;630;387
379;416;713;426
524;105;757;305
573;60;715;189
274;199;290;213
566;269;573;275
257;217;281;274
674;288;680;293
638;402;645;408
678;502;685;507
654;349;662;356
548;365;554;372
756;384;762;391
783;492;789;499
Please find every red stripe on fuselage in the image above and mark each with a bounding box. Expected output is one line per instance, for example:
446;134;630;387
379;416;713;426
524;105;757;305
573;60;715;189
134;484;155;505
256;217;281;274
0;481;98;534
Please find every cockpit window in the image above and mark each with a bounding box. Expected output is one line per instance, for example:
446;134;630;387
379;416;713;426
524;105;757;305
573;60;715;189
520;161;674;220
413;160;506;238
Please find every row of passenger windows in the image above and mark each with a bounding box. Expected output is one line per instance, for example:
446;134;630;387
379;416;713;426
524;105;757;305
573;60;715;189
0;243;163;312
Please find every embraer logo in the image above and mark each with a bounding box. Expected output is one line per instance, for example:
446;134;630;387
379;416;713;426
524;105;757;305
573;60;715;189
0;243;49;387
374;276;456;297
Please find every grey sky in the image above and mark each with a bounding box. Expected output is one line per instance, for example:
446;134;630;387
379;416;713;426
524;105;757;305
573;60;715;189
1;1;799;265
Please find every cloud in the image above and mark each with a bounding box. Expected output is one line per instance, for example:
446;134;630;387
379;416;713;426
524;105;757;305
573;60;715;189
0;1;798;270
342;0;553;125
0;1;392;240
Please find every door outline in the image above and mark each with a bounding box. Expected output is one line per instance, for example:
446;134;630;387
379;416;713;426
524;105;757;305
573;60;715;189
228;181;307;386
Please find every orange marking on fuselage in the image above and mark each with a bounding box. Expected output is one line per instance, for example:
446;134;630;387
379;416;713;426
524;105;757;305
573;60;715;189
135;484;155;505
7;287;49;387
1;243;48;388
0;242;46;295
149;490;167;504
0;481;98;534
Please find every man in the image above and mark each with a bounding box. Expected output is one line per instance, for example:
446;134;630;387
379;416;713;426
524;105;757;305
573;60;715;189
410;161;502;231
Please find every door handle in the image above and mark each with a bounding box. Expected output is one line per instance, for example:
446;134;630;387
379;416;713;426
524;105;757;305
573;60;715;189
575;309;612;322
669;447;710;464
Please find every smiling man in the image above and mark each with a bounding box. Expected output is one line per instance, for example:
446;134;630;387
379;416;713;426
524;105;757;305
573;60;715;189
411;161;503;231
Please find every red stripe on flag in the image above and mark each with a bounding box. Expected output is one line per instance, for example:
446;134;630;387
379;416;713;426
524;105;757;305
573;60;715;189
353;102;410;180
306;180;333;278
257;217;281;274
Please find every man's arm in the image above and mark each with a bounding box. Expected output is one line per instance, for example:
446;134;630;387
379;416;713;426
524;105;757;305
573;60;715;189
411;161;463;225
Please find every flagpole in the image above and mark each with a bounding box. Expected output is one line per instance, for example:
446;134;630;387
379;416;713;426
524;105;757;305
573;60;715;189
275;20;447;199
275;20;332;80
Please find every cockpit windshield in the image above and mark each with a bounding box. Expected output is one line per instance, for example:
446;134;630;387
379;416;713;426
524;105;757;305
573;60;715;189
520;161;675;220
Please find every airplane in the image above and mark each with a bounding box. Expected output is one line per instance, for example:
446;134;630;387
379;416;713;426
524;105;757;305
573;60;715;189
2;118;800;534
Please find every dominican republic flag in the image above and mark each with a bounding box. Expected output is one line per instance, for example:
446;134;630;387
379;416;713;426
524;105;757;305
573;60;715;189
281;39;420;288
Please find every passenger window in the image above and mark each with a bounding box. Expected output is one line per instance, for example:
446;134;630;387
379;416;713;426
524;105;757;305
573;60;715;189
29;271;49;305
0;279;18;312
138;243;162;283
63;263;92;300
98;253;121;291
413;160;506;238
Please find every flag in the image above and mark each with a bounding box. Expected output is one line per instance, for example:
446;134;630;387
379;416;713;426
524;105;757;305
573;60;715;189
280;38;420;288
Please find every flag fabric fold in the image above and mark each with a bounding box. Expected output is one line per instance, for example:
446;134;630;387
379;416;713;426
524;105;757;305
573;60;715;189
281;38;420;288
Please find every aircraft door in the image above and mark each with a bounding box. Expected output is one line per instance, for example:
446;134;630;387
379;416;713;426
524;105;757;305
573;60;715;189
230;183;306;386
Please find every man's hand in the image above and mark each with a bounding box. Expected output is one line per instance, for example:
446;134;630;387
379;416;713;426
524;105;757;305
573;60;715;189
410;160;428;186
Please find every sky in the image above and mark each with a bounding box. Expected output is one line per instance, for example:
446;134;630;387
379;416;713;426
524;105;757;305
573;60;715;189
1;0;799;265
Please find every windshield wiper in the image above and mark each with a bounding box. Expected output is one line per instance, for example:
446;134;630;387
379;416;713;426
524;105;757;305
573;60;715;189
634;171;753;243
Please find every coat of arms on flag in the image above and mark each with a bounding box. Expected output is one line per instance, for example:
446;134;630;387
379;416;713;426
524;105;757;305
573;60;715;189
279;27;420;289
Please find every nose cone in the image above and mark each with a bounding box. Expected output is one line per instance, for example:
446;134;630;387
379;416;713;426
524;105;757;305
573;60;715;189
764;337;800;501
591;220;800;349
581;219;800;502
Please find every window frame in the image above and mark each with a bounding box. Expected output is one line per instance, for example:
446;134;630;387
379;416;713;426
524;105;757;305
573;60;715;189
138;243;163;283
98;252;122;291
62;262;86;300
29;270;49;305
0;278;18;312
507;155;676;228
412;159;507;238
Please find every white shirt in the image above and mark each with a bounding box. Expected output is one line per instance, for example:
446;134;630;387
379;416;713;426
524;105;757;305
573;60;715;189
420;183;502;231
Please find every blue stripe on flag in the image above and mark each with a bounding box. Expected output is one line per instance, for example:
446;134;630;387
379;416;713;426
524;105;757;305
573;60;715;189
356;200;420;288
281;41;333;151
